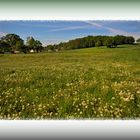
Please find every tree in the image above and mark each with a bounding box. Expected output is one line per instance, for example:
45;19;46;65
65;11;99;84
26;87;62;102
12;40;24;52
104;37;114;48
1;34;24;52
0;40;10;53
26;37;43;52
136;38;140;43
34;40;43;52
113;35;126;45
95;40;102;47
20;45;29;54
125;36;135;44
47;45;55;51
51;35;135;50
26;36;35;51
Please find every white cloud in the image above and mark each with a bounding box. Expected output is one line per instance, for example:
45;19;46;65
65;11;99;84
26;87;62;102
49;25;90;32
106;27;140;39
84;21;103;28
84;21;140;39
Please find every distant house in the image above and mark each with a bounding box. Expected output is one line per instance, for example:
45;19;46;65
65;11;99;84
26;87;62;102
30;49;34;53
55;49;59;52
47;49;53;52
4;52;11;54
14;51;20;54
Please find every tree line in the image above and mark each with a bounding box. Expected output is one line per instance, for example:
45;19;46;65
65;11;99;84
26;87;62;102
0;33;139;54
0;34;43;53
46;35;136;51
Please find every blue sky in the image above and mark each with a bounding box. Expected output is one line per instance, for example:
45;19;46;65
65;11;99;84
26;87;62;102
0;20;140;46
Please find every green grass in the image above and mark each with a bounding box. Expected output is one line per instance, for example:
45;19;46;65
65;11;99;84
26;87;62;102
0;44;140;119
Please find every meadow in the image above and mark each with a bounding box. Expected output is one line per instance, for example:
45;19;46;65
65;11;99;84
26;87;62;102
0;44;140;119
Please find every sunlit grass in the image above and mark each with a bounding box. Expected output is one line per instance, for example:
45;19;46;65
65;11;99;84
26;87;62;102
0;44;140;119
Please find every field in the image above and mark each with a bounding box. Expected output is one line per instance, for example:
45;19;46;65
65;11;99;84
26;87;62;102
0;44;140;119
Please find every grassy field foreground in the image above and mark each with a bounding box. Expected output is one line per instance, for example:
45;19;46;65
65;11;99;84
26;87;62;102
0;45;140;119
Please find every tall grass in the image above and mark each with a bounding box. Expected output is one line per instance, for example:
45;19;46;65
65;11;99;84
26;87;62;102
0;45;140;119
